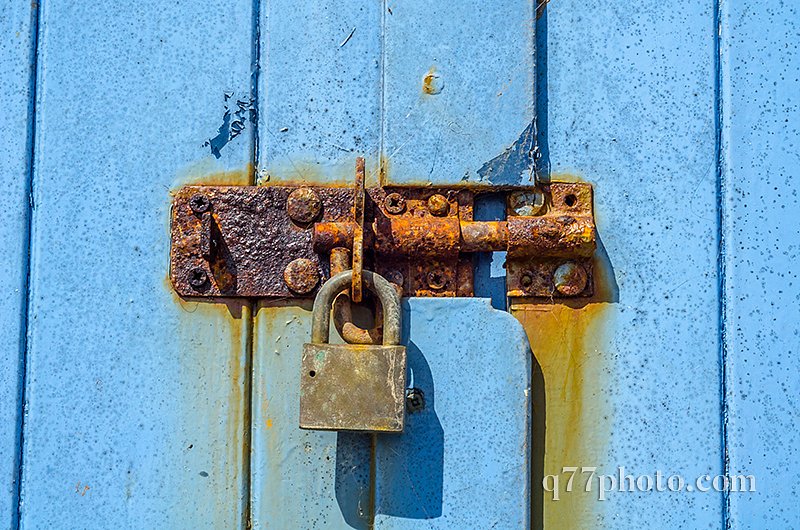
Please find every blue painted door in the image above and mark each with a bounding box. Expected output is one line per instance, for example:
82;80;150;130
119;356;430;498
2;1;799;529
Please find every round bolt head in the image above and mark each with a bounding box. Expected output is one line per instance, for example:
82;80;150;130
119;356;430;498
553;261;588;296
426;270;446;291
509;190;545;216
189;194;211;214
283;258;320;294
188;267;209;289
427;194;449;216
287;187;322;224
383;192;406;214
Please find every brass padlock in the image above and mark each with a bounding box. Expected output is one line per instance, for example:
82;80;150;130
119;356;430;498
300;270;406;432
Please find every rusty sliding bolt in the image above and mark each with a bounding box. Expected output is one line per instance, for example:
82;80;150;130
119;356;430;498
314;217;595;258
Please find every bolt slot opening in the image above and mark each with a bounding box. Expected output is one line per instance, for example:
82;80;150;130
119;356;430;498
564;194;578;207
309;370;316;378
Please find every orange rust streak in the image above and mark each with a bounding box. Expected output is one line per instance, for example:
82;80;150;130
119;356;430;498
511;300;612;529
510;230;616;528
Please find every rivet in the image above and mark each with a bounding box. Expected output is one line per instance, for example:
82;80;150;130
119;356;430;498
283;258;320;294
383;192;406;215
189;194;211;214
287;187;322;224
553;261;588;296
427;194;449;216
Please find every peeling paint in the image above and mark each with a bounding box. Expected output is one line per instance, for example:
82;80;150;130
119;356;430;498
477;121;537;185
203;92;255;159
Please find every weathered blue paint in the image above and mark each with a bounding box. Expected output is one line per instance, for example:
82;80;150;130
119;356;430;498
0;3;37;527
17;1;256;528
374;299;530;528
5;0;800;529
256;0;383;186
541;0;723;526
250;3;383;528
382;0;536;186
720;1;800;527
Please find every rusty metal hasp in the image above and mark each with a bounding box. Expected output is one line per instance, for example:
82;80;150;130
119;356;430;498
170;160;596;299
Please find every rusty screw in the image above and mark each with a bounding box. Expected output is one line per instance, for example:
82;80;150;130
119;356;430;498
283;258;320;294
405;388;425;413
287;187;322;224
509;190;545;216
385;269;404;287
553;261;588;296
520;271;534;288
188;267;209;289
426;194;449;216
189;194;211;214
383;192;406;214
426;270;446;290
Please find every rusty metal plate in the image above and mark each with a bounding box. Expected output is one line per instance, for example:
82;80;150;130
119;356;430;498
300;343;406;432
506;182;595;298
170;186;352;297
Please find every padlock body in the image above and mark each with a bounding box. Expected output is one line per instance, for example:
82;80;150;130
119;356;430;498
300;343;407;432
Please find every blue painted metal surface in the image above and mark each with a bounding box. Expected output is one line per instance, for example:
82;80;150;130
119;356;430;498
382;0;536;186
531;0;723;526
17;1;256;527
374;299;530;528
4;0;800;528
0;3;37;527
721;1;800;527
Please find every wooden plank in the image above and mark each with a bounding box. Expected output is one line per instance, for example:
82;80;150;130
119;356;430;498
18;1;256;527
382;0;536;186
721;1;800;527
523;0;724;527
0;3;37;526
373;299;530;528
250;2;381;528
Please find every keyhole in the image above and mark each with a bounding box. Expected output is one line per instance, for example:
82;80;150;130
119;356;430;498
308;370;316;378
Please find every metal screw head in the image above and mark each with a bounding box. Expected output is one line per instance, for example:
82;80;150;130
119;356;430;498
405;388;426;413
189;194;211;214
520;271;534;288
385;269;404;287
283;258;320;294
426;270;446;290
426;194;449;216
188;267;209;289
553;261;588;296
509;190;545;216
383;192;406;214
287;187;322;224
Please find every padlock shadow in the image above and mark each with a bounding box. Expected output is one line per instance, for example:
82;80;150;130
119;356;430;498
374;340;445;520
333;340;444;525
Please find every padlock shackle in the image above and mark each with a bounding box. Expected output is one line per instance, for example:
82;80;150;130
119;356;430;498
311;270;401;346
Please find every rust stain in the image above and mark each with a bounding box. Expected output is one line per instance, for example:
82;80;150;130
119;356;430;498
422;66;443;95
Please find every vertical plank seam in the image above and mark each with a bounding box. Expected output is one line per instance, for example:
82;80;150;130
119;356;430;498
245;0;263;527
14;0;43;527
378;0;387;187
714;0;731;528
